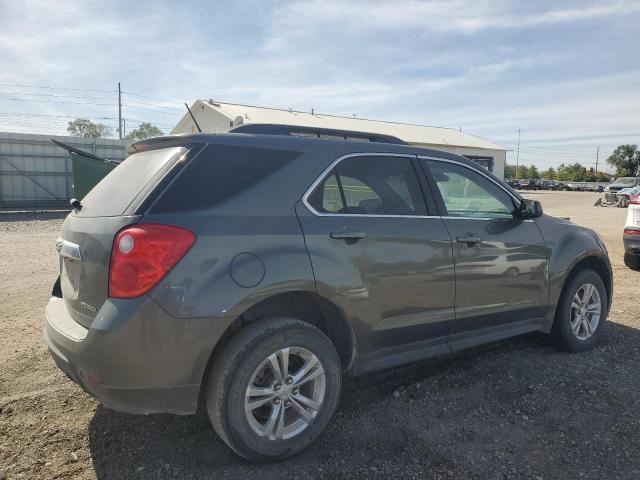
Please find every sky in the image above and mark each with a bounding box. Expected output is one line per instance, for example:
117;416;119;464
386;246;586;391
0;0;638;172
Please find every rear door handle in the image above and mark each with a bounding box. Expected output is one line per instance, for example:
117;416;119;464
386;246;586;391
456;234;482;246
330;227;366;241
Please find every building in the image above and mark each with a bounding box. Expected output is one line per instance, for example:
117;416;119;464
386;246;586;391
0;132;125;208
172;100;509;178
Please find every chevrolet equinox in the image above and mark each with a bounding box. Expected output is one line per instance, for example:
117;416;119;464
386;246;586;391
45;124;612;461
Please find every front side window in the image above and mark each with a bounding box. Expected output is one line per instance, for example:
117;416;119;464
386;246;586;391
423;160;515;219
307;156;427;215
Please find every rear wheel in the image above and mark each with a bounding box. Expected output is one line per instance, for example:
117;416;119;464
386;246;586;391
206;317;342;462
551;269;608;352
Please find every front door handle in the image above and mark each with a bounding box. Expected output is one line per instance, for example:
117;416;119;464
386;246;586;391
330;227;366;241
456;234;482;246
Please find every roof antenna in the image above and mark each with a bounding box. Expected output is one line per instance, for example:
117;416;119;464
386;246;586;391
185;102;202;132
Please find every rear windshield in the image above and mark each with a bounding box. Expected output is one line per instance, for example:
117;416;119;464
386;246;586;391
150;144;300;213
76;147;186;217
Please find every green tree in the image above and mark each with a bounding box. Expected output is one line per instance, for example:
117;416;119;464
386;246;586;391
541;167;556;180
126;122;164;141
528;165;540;179
607;145;640;176
518;165;530;179
556;162;587;181
504;164;517;179
67;118;112;138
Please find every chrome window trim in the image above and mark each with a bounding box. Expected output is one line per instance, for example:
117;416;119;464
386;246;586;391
301;152;525;220
301;152;438;218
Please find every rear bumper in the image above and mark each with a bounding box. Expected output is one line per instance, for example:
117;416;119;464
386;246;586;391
44;296;234;415
623;233;640;256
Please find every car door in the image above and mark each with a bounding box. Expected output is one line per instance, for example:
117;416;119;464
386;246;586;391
419;157;549;350
296;153;456;373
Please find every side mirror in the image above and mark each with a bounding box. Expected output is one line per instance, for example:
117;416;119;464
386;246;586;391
516;199;543;219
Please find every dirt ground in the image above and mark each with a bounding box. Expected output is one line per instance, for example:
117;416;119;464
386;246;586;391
1;191;639;480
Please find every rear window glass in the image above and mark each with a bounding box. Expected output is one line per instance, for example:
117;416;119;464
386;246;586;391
77;147;185;217
150;144;300;213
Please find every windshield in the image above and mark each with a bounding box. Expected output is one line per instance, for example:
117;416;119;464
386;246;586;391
612;177;637;186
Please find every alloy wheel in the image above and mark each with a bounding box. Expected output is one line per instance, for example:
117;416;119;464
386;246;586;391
244;347;326;440
570;283;601;341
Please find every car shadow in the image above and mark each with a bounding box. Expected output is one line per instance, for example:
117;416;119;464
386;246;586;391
89;322;640;479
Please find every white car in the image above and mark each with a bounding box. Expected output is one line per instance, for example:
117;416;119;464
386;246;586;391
623;191;640;269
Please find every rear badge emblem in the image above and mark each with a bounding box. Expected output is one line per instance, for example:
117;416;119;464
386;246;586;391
80;301;98;313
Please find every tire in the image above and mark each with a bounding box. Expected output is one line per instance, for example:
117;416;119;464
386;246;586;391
624;252;640;271
550;269;608;352
206;317;342;462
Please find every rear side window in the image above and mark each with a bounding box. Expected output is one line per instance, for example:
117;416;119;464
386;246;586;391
307;156;427;215
151;144;299;213
77;147;185;217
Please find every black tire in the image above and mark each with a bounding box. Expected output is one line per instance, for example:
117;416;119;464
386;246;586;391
206;317;342;462
624;252;640;271
550;269;608;352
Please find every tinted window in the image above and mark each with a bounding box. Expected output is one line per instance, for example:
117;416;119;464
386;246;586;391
424;160;514;219
77;147;185;217
308;156;426;215
151;144;299;213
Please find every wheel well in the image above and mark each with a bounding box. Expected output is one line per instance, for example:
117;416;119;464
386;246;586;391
561;256;612;311
199;292;355;401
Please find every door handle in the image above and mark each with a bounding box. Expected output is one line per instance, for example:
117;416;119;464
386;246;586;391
330;227;366;241
456;234;482;246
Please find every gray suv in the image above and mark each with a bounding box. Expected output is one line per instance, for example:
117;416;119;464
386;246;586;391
45;125;612;461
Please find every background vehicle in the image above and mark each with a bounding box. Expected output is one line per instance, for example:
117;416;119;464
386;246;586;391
615;185;640;208
541;180;570;191
44;126;612;461
604;177;640;203
623;192;640;269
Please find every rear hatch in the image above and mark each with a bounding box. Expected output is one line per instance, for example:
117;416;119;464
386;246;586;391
57;146;189;328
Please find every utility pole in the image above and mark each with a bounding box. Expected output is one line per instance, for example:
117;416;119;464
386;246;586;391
118;82;122;140
595;146;599;175
515;129;521;179
123;118;126;139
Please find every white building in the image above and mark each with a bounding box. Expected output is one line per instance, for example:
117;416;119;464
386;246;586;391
172;100;509;178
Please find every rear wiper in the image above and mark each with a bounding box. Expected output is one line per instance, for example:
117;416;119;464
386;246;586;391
70;198;82;211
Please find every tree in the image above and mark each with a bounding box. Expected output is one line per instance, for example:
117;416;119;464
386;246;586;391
528;165;540;179
556;162;587;181
126;122;164;141
541;167;556;180
518;165;530;179
504;164;517;179
67;118;112;138
607;145;640;176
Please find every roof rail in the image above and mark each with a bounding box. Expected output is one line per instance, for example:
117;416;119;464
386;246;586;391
229;123;407;145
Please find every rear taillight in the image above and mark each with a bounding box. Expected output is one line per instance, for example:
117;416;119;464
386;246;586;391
624;228;640;236
629;195;640;205
109;224;196;299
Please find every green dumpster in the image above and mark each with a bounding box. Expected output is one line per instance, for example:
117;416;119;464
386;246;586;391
69;151;117;199
51;139;120;200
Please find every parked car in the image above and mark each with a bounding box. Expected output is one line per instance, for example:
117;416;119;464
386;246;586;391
541;180;570;191
514;179;542;190
604;177;640;203
623;192;640;269
45;125;612;461
616;185;640;207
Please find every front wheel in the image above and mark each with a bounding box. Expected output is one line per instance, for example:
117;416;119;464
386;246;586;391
551;269;608;352
206;317;342;462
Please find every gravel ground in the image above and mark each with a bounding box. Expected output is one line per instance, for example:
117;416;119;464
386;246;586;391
1;192;639;479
